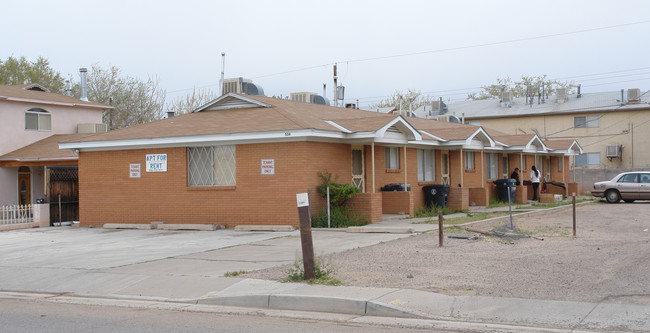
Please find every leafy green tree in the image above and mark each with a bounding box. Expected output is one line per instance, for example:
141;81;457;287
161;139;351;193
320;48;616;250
466;75;576;100
370;89;438;111
0;56;65;92
167;87;218;115
84;64;166;129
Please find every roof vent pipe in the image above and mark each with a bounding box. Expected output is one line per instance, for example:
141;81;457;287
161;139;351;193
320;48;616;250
65;79;72;96
323;83;326;98
79;68;88;102
621;89;625;106
577;84;582;98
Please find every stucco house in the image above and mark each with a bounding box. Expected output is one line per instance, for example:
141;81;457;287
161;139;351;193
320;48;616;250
59;93;579;228
444;88;649;190
0;83;111;223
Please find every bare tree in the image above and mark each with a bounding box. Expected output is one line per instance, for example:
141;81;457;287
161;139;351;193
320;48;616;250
466;75;576;100
370;89;438;111
85;64;166;129
167;87;218;115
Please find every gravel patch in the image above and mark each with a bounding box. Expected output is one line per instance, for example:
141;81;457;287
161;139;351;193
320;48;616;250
244;201;650;304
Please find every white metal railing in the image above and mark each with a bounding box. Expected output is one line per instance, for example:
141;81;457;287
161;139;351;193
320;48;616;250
0;204;34;225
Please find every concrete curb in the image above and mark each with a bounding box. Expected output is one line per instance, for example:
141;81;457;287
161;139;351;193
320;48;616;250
234;225;295;232
195;293;426;318
346;226;414;234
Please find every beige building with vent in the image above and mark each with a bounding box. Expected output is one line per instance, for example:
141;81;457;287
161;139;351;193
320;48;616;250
446;88;650;190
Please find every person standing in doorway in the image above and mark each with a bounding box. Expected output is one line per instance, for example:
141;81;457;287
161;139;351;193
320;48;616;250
510;168;520;185
530;165;540;201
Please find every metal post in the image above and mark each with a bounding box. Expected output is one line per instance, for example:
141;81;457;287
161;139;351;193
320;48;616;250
438;211;443;247
58;193;62;223
327;187;331;228
507;183;513;230
572;193;576;238
296;193;316;280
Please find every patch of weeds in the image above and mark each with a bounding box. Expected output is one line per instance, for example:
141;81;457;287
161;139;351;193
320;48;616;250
223;270;248;277
282;256;342;286
406;274;414;279
312;206;368;228
414;204;457;218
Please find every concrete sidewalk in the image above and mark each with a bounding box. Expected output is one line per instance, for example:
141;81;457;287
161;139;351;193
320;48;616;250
0;217;647;332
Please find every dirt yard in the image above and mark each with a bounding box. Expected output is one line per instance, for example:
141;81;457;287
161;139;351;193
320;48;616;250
244;201;650;304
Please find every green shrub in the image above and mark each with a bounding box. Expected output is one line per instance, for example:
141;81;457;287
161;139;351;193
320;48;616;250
316;171;359;207
312;206;368;228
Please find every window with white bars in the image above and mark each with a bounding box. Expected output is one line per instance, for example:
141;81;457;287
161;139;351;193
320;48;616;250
187;146;236;186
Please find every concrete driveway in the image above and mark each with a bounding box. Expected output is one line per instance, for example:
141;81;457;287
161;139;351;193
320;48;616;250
0;226;412;298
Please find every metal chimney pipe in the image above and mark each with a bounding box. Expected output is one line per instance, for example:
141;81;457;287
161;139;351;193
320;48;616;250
323;83;326;98
65;79;71;96
79;68;88;101
220;52;225;96
621;89;625;105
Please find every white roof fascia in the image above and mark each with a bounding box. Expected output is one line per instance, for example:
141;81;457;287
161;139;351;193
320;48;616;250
464;128;495;148
2;97;110;110
568;140;583;155
526;135;549;153
324;120;352;133
419;130;448;142
60;129;347;151
375;116;422;141
192;93;271;112
0;157;78;162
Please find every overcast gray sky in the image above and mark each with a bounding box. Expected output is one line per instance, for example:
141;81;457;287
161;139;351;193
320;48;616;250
3;0;649;107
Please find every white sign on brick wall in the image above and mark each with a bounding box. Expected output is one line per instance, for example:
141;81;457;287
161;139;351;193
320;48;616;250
146;154;167;172
130;164;141;178
261;159;274;175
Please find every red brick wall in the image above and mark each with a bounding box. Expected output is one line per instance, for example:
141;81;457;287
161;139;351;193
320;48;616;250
448;187;469;210
348;192;382;223
381;191;414;215
78;141;353;228
469;187;489;206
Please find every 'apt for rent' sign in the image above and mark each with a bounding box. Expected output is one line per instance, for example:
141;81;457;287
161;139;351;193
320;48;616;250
146;154;167;172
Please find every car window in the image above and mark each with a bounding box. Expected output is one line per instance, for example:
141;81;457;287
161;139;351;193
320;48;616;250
641;174;650;183
618;174;639;183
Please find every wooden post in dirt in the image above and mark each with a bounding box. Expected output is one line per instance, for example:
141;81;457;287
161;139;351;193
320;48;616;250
572;193;577;238
297;193;316;279
438;211;443;247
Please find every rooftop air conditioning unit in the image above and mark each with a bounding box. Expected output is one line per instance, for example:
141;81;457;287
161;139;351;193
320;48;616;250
290;92;317;103
606;144;622;159
556;88;567;103
77;123;108;133
501;91;513;103
433;115;460;123
222;77;255;95
627;88;641;103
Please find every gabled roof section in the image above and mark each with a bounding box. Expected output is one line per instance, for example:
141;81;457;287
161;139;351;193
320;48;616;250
545;139;583;155
0;84;111;110
465;127;495;148
193;93;271;112
376;116;422;141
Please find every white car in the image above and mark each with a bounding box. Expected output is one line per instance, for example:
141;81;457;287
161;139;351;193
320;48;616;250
591;172;650;203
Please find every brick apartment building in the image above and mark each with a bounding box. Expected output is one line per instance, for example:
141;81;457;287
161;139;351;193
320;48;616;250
60;93;581;228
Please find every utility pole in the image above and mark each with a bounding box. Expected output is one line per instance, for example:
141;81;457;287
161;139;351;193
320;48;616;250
333;64;338;107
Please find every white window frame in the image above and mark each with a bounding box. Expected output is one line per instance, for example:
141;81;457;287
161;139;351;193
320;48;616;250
486;153;498;180
187;145;236;186
574;115;599;128
385;147;399;170
25;108;52;131
575;152;600;166
464;151;475;170
502;155;508;178
417;149;435;182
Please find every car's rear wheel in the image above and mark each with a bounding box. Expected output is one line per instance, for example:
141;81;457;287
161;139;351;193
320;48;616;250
605;190;620;203
624;199;635;203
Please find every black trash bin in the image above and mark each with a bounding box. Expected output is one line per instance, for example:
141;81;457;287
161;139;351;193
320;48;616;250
380;183;411;191
422;184;450;207
494;179;517;203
